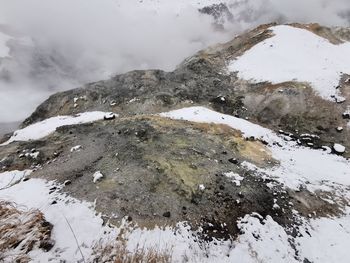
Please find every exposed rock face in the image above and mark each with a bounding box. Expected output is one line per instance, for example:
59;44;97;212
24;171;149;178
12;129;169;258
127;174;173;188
1;23;350;261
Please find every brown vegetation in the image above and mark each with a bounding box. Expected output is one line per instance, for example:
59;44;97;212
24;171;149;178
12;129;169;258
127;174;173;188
0;201;54;263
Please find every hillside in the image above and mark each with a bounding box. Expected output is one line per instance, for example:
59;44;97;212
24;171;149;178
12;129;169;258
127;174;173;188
0;23;350;262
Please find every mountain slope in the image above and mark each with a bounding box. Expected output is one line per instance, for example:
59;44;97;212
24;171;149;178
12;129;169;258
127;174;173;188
0;23;350;262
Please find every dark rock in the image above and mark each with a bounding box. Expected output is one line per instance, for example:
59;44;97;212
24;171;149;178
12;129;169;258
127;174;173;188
163;211;171;218
64;180;72;186
39;240;55;252
228;158;239;164
342;112;350;119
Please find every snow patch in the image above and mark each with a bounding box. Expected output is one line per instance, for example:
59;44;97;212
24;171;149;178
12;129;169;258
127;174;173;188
224;172;244;186
0;178;116;262
296;210;350;263
160;106;279;143
229;25;350;101
93;171;104;183
0;170;32;189
70;145;82;152
1;111;113;145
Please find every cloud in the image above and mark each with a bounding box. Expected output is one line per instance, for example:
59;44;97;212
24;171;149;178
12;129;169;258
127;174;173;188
0;0;349;122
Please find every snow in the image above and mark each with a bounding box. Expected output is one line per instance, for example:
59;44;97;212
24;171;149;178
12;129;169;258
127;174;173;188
0;178;116;262
0;170;300;262
333;143;345;154
296;210;350;263
224;172;244;186
121;213;297;263
0;31;12;58
231;214;297;262
160;106;279;142
93;171;104;183
229;25;350;101
0;104;349;261
104;112;117;120
0;170;32;189
70;145;82;152
160;106;350;191
1;111;114;145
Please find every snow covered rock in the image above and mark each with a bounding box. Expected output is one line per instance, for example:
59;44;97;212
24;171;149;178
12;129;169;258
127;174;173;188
103;112;117;120
93;171;104;183
333;143;346;154
70;145;82;152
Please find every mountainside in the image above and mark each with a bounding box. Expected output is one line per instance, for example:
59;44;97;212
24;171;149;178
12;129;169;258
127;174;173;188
1;23;350;262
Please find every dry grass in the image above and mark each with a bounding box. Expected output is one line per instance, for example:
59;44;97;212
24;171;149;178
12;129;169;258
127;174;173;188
92;225;172;263
93;241;172;263
0;201;54;263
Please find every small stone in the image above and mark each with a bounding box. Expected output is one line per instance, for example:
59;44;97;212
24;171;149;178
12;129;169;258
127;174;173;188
64;180;72;186
39;240;55;252
228;158;239;164
163;211;171;218
342;112;350;119
336;127;343;132
104;112;116;120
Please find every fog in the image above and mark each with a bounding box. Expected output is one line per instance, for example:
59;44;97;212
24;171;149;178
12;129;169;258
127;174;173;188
0;0;349;123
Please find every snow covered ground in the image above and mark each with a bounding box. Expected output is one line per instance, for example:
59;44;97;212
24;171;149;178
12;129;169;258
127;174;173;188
1;111;116;145
1;107;350;262
229;25;350;101
0;169;32;189
0;176;117;262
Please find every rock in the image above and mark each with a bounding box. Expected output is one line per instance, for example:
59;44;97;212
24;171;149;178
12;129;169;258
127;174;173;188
64;180;72;186
104;113;116;120
333;143;346;154
199;184;205;191
162;211;171;218
336;127;343;132
228;158;239;164
39;240;55;252
70;145;82;152
342;112;350;119
93;171;104;183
